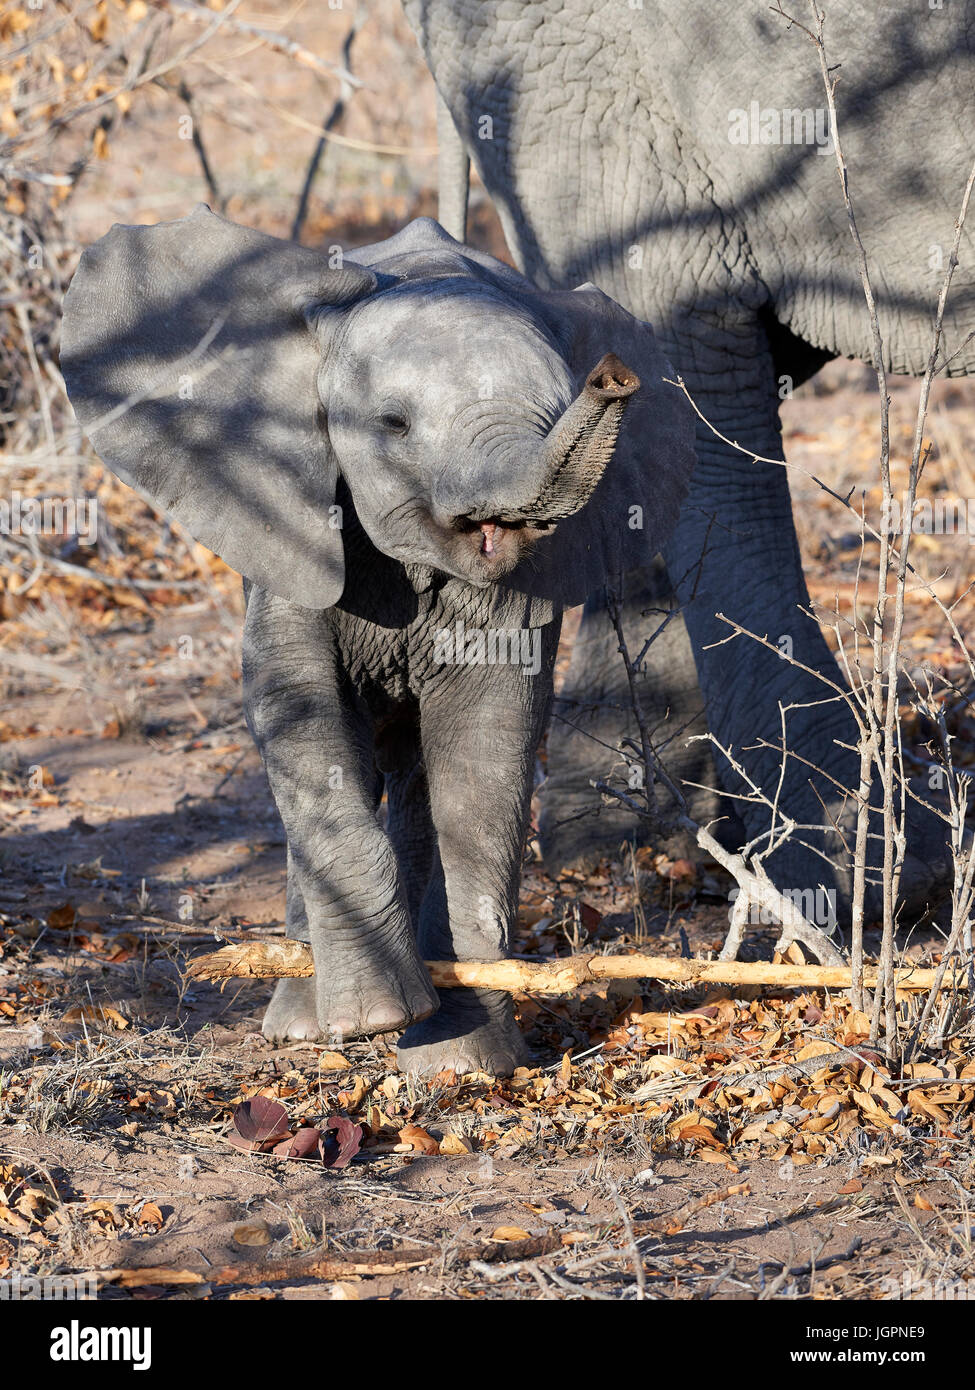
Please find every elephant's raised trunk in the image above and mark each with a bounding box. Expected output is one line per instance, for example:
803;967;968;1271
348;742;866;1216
503;353;640;524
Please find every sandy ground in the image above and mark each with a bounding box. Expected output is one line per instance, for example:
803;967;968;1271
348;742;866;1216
1;532;973;1299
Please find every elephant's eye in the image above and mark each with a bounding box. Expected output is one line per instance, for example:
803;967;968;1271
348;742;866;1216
379;410;410;436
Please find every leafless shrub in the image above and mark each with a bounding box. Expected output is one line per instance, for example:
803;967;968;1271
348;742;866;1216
591;3;975;1062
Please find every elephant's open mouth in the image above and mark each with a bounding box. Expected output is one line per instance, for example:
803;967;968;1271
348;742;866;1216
452;514;552;576
476;519;503;557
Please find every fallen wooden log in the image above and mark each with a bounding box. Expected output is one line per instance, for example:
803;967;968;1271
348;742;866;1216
185;939;963;995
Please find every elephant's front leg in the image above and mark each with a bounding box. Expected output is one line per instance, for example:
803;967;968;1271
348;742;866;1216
396;625;560;1076
243;588;438;1043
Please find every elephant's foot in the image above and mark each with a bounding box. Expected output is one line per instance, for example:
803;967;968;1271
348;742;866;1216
319;942;439;1044
262;975;321;1043
396;987;529;1079
261;933;439;1045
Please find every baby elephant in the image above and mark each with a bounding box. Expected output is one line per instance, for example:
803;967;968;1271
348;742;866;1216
62;208;693;1076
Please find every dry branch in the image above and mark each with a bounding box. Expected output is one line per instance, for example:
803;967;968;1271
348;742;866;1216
185;940;961;995
638;1182;751;1236
151;0;360;87
599;592;847;968
94;1182;753;1289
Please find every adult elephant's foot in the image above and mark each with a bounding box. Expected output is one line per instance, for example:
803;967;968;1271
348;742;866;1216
396;987;529;1078
318;933;439;1043
261;932;439;1044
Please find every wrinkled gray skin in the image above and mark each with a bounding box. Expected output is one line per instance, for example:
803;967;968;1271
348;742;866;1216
61;209;693;1074
405;0;975;912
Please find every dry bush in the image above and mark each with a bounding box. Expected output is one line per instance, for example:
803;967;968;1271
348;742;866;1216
0;0;436;655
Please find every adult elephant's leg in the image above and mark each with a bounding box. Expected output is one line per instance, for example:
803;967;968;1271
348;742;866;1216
243;587;438;1044
396;623;561;1076
668;333;947;916
539;557;739;873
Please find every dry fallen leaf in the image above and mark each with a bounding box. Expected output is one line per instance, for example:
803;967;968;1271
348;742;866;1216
230;1097;291;1153
397;1124;440;1157
137;1203;164;1230
439;1133;473;1156
336;1075;368;1108
861;1154;899;1171
317;1051;351;1072
63;1004;129;1030
491;1226;531;1242
663;858;697;883
795;1040;839;1062
233;1220;272;1248
272;1127;321;1161
0;1205;32;1234
319;1116;363;1169
697;1150;739;1170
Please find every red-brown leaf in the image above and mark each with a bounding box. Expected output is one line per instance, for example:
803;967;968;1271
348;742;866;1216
319;1116;362;1169
231;1096;291;1151
272;1126;322;1161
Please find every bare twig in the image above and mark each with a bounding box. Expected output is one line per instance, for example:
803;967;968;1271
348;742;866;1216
291;15;362;242
602;588;847;965
149;0;360;88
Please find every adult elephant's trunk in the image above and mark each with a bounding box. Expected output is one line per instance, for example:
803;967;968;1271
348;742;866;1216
481;353;640;525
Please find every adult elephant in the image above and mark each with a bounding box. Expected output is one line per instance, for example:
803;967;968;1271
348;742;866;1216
403;0;974;915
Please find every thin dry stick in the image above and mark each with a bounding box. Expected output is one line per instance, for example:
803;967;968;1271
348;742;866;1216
24;0;247;144
176;78;223;209
896;163;975;1054
202;60;436;158
905;703;975;1055
150;0;360;87
772;1;895;1038
291;15;362;242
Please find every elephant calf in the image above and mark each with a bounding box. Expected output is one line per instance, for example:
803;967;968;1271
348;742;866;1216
62;209;693;1075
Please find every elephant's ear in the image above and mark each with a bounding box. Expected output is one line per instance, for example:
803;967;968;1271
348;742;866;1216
507;284;696;611
61;205;379;609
